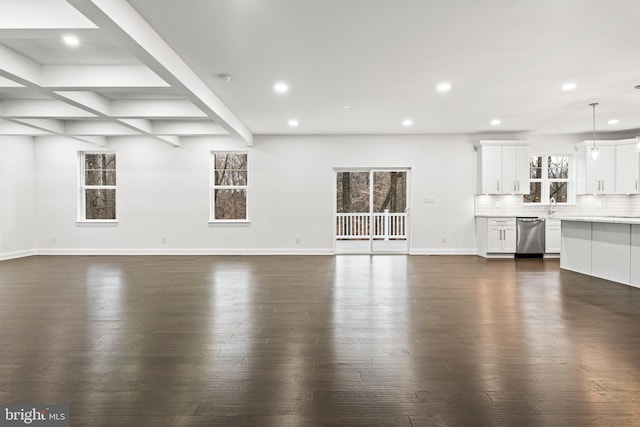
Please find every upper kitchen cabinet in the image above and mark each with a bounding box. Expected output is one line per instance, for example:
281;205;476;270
615;140;640;194
575;140;639;195
475;141;529;195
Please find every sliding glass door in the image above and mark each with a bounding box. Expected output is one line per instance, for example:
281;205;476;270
335;169;409;254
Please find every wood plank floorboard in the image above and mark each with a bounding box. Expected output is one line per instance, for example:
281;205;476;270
1;255;640;426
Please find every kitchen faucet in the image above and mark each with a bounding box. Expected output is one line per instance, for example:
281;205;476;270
547;197;557;216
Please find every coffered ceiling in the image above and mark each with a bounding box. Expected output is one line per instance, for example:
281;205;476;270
1;0;640;146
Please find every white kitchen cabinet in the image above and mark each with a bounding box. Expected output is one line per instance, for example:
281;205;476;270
560;220;592;275
631;225;640;288
476;217;516;257
545;218;561;253
475;141;529;195
615;142;640;194
585;144;615;194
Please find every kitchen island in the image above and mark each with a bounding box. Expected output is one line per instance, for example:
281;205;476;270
560;217;640;288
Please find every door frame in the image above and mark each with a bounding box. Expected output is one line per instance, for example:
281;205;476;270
333;167;411;254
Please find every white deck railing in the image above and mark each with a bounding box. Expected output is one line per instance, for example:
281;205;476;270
336;210;406;240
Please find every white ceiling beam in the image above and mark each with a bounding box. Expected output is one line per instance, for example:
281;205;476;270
67;0;253;145
0;76;23;88
0;99;96;118
152;120;228;136
117;118;152;134
110;100;207;118
64;120;138;135
42;64;169;89
0;0;96;30
0;120;50;135
13;118;65;134
0;43;43;85
54;90;111;115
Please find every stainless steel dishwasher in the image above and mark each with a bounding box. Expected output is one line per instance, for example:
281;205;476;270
516;217;545;257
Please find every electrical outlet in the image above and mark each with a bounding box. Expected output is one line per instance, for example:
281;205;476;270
441;237;446;244
52;237;57;244
295;236;300;244
162;236;167;244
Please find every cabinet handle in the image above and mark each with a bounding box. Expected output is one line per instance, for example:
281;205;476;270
513;181;516;191
497;180;500;192
517;180;520;191
602;180;605;192
636;179;638;191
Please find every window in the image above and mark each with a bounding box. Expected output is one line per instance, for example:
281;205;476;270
523;155;570;204
79;152;117;220
211;152;248;221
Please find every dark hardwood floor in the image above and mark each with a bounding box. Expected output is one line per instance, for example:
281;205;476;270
1;255;640;426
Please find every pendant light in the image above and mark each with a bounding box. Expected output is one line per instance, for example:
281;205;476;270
589;102;599;160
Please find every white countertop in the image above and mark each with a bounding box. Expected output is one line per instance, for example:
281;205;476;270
559;216;640;225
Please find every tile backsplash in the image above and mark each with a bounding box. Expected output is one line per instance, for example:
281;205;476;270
475;194;640;217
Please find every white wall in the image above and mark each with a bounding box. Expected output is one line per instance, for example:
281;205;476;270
32;134;478;255
0;136;35;260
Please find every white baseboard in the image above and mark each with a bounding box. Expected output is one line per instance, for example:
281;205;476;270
34;248;334;256
0;249;36;261
410;248;478;255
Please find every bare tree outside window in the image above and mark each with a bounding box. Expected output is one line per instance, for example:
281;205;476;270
81;153;116;220
523;154;570;204
212;153;248;220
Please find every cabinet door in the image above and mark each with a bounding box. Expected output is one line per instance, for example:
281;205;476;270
487;227;504;252
502;146;516;193
585;145;615;193
513;146;530;194
599;146;616;193
479;146;503;194
545;225;561;253
615;143;640;194
502;226;517;252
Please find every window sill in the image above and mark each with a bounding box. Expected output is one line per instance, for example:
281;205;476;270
76;220;119;227
208;220;251;227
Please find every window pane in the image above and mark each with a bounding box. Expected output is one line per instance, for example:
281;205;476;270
372;171;407;213
214;153;247;170
85;153;116;170
336;172;370;213
85;189;116;219
85;170;116;186
215;170;247;186
529;156;543;179
550;182;568;203
214;189;247;220
548;156;569;179
523;182;542;203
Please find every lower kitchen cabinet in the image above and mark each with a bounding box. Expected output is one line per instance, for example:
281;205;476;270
476;217;516;257
545;219;561;254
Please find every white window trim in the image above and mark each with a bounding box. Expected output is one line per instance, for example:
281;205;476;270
524;153;573;205
78;151;118;223
210;151;249;223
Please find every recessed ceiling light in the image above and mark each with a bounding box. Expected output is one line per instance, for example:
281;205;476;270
62;34;80;47
490;119;501;126
436;82;451;92
341;105;351;109
608;119;619;125
402;119;413;127
562;82;577;91
274;82;289;94
288;119;299;127
218;73;232;83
